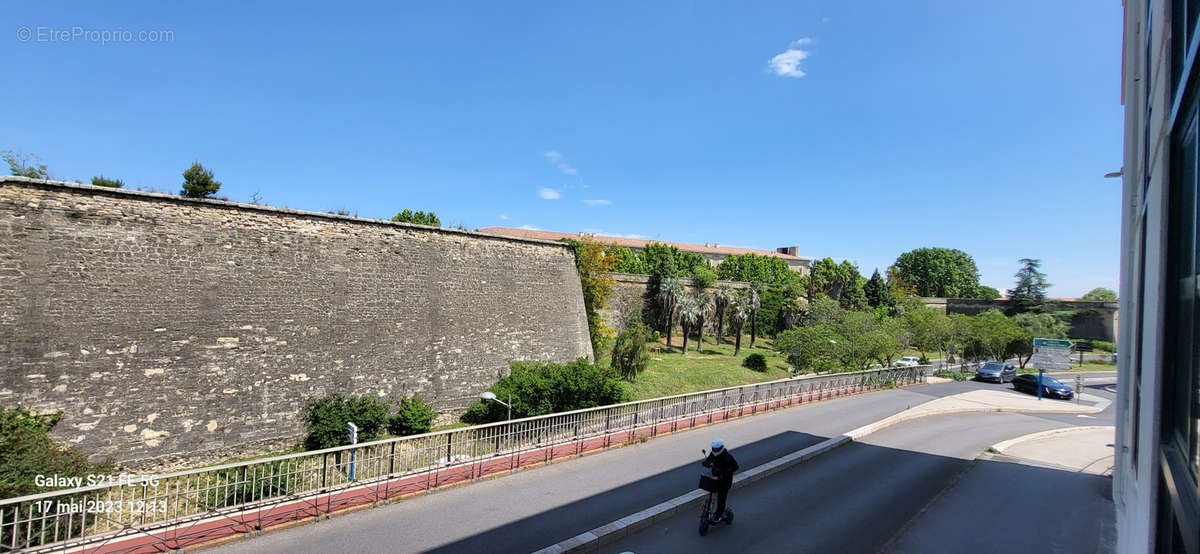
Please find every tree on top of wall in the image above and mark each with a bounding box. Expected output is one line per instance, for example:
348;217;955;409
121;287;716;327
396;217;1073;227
90;176;124;188
180;161;221;198
391;209;441;227
3;150;49;179
1081;287;1118;302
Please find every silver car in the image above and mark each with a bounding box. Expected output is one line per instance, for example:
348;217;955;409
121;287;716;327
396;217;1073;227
895;356;921;367
975;361;1016;383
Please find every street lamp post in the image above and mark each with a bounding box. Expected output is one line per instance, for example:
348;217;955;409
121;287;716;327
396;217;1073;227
480;391;512;421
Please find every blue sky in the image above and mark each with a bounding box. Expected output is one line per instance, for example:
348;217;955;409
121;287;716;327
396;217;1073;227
4;1;1122;297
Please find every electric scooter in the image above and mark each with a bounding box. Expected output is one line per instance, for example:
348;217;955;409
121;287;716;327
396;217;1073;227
698;449;734;536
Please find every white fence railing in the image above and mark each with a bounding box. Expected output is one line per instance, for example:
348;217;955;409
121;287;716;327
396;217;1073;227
0;366;928;553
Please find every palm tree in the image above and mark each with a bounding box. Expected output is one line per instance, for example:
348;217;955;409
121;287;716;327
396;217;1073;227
657;277;684;348
676;296;700;354
693;290;714;352
748;285;761;348
712;285;733;344
728;299;748;356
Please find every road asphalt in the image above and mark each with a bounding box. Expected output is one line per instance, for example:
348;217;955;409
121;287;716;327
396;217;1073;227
607;378;1117;554
216;373;1116;554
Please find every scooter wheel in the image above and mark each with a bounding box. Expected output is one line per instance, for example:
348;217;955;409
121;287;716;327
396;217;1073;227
725;508;734;524
699;517;709;536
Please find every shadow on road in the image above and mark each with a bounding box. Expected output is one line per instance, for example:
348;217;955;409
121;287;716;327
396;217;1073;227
604;439;1115;554
425;431;832;554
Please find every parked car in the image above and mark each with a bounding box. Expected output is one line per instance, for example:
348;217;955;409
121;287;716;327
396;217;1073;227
1011;374;1075;399
974;361;1016;383
895;356;921;367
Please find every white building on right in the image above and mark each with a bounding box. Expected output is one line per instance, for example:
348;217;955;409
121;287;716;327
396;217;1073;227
1118;1;1199;552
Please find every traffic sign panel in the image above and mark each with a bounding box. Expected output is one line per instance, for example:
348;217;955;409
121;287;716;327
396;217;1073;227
1031;337;1073;370
1027;335;1075;347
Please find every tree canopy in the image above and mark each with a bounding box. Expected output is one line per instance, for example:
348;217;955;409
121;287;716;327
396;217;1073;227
1008;258;1051;306
864;268;891;309
559;237;616;352
90;175;124;188
1081;287;1117;302
891;248;981;298
180;161;221;198
3;150;49;179
716;252;799;287
1010;311;1069;367
391;209;441;226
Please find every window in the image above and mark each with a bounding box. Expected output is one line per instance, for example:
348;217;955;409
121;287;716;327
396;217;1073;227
1166;76;1199;483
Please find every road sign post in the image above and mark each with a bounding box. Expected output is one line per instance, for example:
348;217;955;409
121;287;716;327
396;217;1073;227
346;422;358;481
1031;338;1073;400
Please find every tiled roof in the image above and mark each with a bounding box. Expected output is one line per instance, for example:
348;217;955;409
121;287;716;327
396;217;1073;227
477;227;808;262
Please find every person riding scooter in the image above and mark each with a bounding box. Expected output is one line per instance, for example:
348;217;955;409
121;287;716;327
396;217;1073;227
701;438;739;522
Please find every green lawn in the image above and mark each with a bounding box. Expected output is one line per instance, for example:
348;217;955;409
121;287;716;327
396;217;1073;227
617;334;797;401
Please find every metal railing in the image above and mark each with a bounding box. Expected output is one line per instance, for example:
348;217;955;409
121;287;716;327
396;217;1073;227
0;366;927;553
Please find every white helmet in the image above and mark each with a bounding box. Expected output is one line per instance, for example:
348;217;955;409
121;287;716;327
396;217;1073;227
711;438;725;452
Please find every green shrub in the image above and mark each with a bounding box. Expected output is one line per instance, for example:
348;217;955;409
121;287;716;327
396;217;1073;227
691;266;718;289
302;394;391;450
933;370;971;381
90;175;124;188
460;359;629;424
918;356;930;364
742;353;768;371
0;406;115;548
0;406;114;499
387;395;438;437
611;316;653;380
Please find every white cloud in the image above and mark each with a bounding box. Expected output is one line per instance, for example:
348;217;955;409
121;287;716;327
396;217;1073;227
520;224;540;230
821;16;830;23
768;38;813;78
498;213;509;220
542;150;579;176
582;199;611;206
537;187;561;200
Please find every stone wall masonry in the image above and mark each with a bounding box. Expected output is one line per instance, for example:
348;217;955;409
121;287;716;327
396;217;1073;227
600;272;749;333
0;177;592;467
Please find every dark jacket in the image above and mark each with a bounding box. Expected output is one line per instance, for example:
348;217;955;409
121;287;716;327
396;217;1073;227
702;449;740;486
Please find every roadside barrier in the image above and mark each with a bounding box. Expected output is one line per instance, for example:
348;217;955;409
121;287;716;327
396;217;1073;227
0;366;927;553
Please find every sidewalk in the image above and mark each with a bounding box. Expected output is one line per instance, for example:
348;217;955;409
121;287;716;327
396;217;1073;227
885;424;1118;553
991;426;1116;475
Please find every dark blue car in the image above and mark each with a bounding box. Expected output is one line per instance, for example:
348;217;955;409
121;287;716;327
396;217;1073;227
1012;374;1074;399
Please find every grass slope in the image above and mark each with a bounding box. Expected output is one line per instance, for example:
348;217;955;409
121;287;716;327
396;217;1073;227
616;334;795;401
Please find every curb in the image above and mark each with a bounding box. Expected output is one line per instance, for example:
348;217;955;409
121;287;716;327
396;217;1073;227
989;425;1116;454
533;393;1111;553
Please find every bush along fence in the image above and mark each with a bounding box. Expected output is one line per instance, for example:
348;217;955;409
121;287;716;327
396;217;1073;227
0;366;928;553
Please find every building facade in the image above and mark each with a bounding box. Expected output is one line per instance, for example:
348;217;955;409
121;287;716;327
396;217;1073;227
1117;1;1199;551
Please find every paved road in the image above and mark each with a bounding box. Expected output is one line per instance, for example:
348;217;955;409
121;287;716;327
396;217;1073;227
217;377;1063;554
608;385;1116;554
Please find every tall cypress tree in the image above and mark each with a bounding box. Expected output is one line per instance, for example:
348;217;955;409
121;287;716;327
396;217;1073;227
863;268;891;309
1007;258;1051;309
